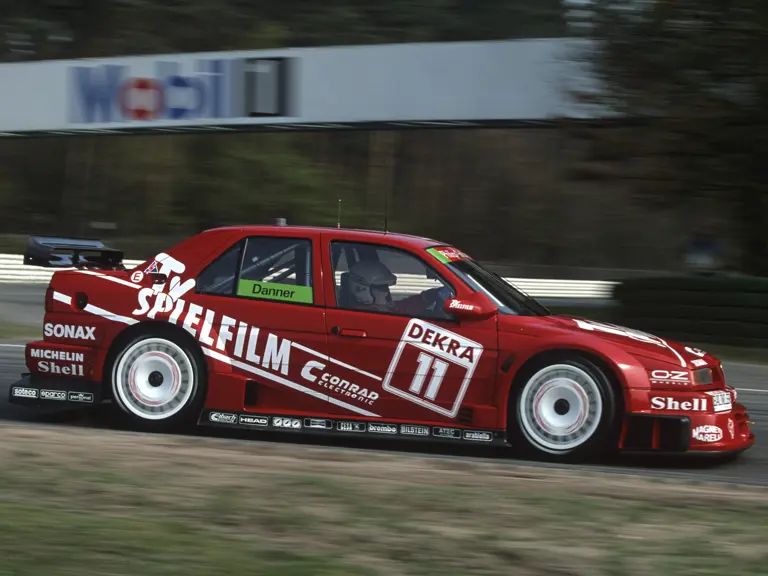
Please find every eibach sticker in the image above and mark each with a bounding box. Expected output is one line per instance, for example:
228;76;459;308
427;247;470;263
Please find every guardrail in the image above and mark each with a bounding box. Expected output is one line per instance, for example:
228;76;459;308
0;253;616;299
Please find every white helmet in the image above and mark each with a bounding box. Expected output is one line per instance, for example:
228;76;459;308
348;260;397;305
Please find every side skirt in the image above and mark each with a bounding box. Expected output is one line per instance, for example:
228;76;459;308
198;409;507;446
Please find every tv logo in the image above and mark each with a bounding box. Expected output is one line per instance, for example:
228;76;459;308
68;57;295;124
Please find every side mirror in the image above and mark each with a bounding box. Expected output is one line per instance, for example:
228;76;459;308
443;297;495;321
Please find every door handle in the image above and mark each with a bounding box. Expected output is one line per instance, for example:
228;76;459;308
333;327;367;338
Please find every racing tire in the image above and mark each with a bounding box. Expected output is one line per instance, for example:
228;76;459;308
507;353;620;463
109;332;207;432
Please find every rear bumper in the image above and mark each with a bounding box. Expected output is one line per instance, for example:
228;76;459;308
9;373;102;407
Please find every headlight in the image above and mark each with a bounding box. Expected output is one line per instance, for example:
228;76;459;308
692;367;713;385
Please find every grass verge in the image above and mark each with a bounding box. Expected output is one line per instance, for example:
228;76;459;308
0;321;39;340
0;423;766;575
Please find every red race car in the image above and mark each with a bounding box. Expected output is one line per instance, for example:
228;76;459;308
8;226;755;462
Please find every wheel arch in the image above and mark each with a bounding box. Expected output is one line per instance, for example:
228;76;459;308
100;320;210;398
501;347;627;430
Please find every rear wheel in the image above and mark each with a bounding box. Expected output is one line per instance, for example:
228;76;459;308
110;333;206;431
508;354;620;463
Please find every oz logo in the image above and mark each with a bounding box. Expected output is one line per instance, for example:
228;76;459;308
382;319;483;418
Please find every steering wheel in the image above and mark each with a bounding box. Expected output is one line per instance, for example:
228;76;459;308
421;286;453;312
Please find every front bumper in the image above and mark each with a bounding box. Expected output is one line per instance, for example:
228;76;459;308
621;386;755;454
9;373;102;407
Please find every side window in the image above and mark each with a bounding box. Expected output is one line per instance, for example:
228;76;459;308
236;236;314;304
196;241;243;296
331;241;455;320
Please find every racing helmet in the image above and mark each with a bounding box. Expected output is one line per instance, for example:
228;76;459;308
348;260;397;305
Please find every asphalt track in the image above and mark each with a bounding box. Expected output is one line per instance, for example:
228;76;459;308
0;284;766;486
0;342;766;486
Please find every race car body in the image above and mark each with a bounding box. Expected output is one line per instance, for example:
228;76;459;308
8;227;755;462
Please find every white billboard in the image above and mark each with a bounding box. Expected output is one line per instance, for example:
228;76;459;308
0;38;603;136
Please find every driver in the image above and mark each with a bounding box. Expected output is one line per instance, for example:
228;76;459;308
348;260;397;310
347;260;446;316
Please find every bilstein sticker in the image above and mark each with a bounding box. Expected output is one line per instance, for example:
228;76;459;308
237;279;313;304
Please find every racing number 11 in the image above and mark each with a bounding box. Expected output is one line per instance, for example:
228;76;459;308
409;352;448;401
382;318;484;419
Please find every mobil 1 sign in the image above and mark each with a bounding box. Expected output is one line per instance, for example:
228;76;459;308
68;55;295;126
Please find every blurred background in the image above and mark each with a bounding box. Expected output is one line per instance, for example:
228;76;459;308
0;0;764;281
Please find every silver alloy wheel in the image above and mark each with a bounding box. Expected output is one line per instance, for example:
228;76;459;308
518;363;603;453
113;337;195;421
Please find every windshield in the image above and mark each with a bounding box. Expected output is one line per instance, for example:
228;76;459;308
426;246;550;316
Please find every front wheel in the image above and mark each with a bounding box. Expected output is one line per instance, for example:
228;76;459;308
110;333;207;431
508;354;620;463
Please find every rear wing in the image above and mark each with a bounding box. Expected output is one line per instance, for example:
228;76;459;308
23;236;124;269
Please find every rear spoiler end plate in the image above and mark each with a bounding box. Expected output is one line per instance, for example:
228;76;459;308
23;236;124;269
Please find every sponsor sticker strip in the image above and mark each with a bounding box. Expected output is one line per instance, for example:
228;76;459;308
203;410;500;443
11;386;95;403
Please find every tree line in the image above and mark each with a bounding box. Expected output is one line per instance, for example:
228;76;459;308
0;1;765;275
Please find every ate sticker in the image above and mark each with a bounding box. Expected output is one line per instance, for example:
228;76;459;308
427;246;470;263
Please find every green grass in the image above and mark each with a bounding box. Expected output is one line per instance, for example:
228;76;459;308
0;424;767;575
0;321;39;340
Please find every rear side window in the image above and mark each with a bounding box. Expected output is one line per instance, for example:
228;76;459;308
196;241;243;296
237;237;314;304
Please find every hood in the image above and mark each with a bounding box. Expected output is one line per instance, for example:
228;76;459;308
501;313;715;369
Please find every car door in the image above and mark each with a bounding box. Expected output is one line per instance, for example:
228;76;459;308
321;237;500;431
192;232;332;416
